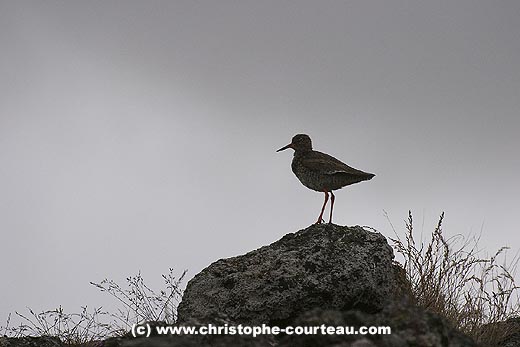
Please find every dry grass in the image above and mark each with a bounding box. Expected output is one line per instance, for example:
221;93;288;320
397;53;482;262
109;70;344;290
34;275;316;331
2;306;115;345
90;268;186;328
389;211;520;345
2;268;186;345
4;212;519;345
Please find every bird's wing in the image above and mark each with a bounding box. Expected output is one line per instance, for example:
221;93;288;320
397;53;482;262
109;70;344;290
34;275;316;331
301;151;373;177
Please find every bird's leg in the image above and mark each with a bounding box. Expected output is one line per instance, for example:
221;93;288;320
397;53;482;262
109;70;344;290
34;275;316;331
316;191;329;224
329;191;335;224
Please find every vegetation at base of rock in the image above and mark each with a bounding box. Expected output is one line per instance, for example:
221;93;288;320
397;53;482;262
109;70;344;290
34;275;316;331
2;213;520;346
389;210;520;346
1;269;186;345
2;306;115;345
90;268;186;326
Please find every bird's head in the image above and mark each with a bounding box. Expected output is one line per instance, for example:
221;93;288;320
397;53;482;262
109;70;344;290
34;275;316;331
276;134;313;152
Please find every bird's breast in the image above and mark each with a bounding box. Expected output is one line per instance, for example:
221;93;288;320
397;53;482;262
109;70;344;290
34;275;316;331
291;157;324;192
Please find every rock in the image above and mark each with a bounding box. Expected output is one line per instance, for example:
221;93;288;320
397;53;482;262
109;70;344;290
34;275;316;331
481;317;520;347
102;302;479;347
278;303;478;347
103;316;275;347
177;224;401;325
0;336;62;347
4;223;480;347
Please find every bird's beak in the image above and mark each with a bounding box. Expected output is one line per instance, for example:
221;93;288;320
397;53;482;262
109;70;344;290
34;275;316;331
276;143;293;152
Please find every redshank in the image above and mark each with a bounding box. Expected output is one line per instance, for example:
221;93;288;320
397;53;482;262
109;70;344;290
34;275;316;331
277;134;375;224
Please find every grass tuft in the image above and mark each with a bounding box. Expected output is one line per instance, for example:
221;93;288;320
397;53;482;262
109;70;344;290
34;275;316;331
89;267;186;328
2;268;186;344
388;210;520;345
2;306;115;345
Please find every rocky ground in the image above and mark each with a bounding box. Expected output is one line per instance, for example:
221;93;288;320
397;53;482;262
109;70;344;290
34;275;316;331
3;223;516;346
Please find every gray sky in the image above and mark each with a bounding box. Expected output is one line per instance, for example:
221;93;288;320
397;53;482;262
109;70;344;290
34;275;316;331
1;1;520;322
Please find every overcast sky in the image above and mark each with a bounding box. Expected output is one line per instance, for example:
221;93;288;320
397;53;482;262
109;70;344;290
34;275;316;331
1;1;519;323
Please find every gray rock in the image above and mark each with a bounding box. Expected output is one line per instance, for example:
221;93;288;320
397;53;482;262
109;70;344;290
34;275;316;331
99;301;478;347
103;299;479;347
103;316;275;347
278;303;478;347
4;223;481;347
177;224;400;325
481;317;520;347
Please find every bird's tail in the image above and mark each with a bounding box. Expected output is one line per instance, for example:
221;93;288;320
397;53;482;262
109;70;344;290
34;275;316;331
364;173;375;181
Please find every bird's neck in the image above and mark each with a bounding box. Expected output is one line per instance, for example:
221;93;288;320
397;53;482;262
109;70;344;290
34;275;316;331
293;149;312;157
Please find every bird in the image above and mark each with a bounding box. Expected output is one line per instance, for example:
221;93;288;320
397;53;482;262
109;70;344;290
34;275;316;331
277;134;375;224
